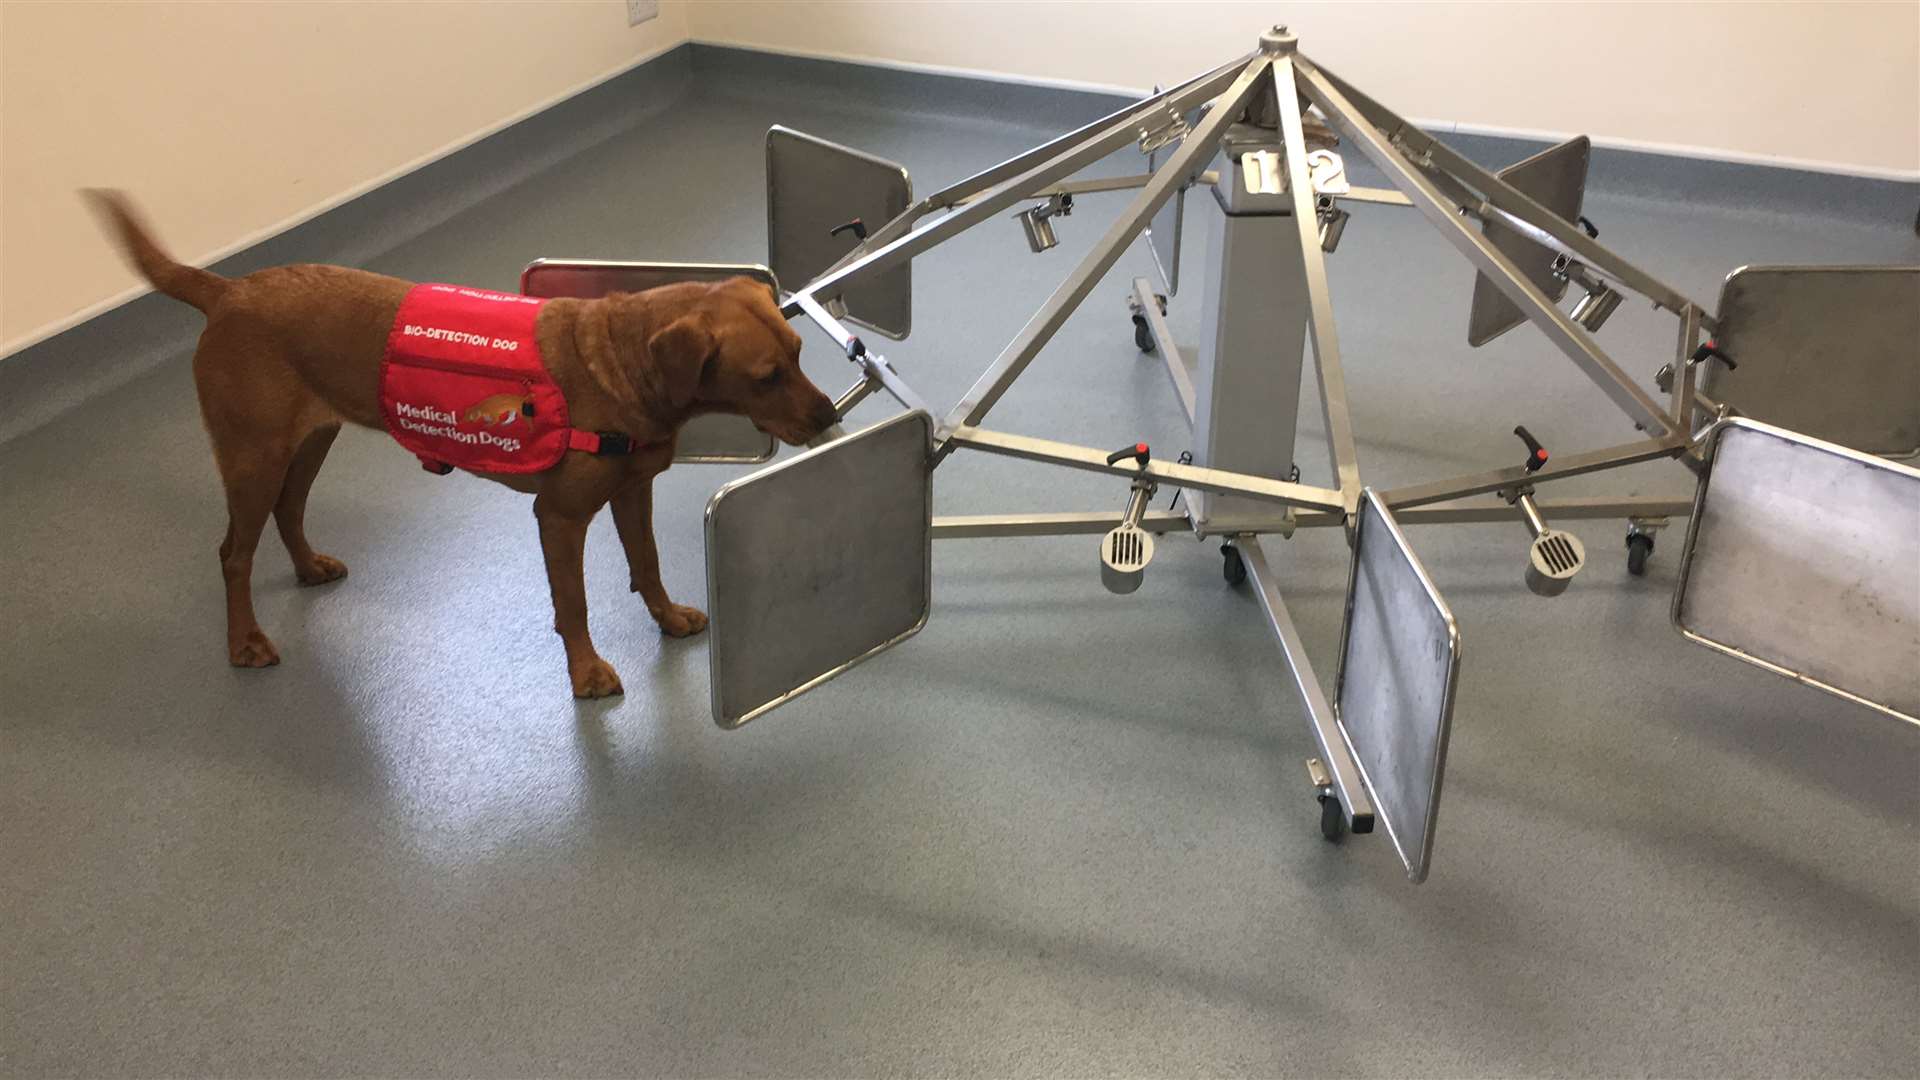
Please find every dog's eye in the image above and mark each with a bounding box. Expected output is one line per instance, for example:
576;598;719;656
759;369;785;387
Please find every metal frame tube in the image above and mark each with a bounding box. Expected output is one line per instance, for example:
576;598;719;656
935;59;1273;452
816;205;930;283
1476;205;1710;330
1516;493;1550;538
952;170;1222;205
1392;495;1691;525
794;292;865;354
946;425;1345;511
924;57;1251;210
1289;495;1694;528
932;510;1190;539
1672;305;1701;431
1300;57;1712;326
830;375;879;418
1274;56;1360;503
1341;185;1413;207
1380;435;1687;509
783;60;1251;318
1237;537;1375;832
1132;277;1195;424
1295;62;1674;438
859;355;935;419
795;293;936;419
818;61;1248;279
806;375;882;447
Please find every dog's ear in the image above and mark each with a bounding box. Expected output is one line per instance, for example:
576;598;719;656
644;313;716;411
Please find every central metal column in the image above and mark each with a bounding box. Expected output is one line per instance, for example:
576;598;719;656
1188;125;1312;532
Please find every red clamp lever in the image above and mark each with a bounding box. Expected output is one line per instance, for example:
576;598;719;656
1514;425;1549;473
1690;340;1737;370
1106;442;1151;468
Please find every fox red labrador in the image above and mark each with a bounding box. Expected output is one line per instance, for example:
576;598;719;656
87;190;837;698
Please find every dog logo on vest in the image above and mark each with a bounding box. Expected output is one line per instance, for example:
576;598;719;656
461;393;535;427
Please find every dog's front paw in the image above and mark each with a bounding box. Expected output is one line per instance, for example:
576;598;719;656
229;629;281;668
296;553;349;586
570;656;625;699
653;604;709;638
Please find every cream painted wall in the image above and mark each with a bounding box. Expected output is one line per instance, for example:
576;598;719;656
1;0;691;356
687;0;1920;176
7;1;1912;356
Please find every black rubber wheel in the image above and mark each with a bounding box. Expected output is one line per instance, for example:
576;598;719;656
1221;544;1247;586
1132;314;1155;353
1626;533;1654;577
1319;794;1346;843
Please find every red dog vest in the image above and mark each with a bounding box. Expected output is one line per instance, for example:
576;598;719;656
379;283;629;475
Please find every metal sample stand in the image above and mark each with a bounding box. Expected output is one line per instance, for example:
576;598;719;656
543;26;1920;881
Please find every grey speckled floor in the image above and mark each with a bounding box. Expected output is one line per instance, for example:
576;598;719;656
4;55;1918;1078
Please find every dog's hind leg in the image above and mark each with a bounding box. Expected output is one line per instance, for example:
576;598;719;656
211;439;292;668
193;326;313;669
275;422;348;586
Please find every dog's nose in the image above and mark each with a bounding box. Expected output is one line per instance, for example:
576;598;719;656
810;398;840;432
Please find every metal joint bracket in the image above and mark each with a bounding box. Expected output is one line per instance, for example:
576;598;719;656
1137;105;1189;154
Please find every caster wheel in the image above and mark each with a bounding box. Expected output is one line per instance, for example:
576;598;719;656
1221;544;1246;586
1318;793;1346;843
1132;313;1155;353
1626;532;1654;576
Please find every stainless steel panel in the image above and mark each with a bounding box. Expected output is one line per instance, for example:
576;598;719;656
1673;418;1920;724
519;259;778;463
705;411;933;729
766;126;913;339
1466;136;1590;347
1334;490;1462;882
1707;266;1920;456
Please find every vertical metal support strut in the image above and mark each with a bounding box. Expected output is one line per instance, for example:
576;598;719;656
934;56;1274;457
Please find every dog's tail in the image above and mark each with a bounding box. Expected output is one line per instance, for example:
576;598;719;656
81;189;228;313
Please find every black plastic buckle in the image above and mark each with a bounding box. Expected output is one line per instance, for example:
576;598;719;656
594;431;635;456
